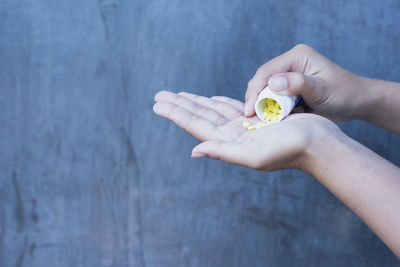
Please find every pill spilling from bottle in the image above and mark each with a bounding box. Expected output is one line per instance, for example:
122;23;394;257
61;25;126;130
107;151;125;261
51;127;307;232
242;98;282;130
261;98;282;122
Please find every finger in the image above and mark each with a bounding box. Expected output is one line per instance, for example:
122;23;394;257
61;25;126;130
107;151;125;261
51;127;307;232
245;53;293;117
177;92;242;120
153;101;216;141
155;91;228;125
244;44;313;117
268;72;324;106
192;140;254;167
211;96;244;111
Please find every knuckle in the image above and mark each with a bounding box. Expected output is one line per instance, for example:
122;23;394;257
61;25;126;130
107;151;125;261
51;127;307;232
255;65;267;76
247;78;255;88
293;43;313;53
296;73;307;88
256;66;264;73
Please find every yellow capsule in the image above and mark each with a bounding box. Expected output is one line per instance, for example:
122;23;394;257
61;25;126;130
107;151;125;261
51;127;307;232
244;121;272;130
256;122;264;127
242;122;250;128
271;116;280;121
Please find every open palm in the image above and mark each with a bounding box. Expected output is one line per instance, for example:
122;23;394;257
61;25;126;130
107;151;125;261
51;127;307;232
153;91;331;171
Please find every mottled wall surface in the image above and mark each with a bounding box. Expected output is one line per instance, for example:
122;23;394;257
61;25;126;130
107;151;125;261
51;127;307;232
0;0;399;266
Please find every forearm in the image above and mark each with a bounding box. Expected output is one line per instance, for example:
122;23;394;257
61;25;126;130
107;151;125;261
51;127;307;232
358;77;400;134
303;132;400;257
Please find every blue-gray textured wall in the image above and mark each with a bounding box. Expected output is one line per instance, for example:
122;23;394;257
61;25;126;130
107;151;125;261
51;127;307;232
0;0;399;266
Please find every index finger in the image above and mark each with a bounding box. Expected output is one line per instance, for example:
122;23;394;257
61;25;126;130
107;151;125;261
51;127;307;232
153;101;217;141
244;44;309;117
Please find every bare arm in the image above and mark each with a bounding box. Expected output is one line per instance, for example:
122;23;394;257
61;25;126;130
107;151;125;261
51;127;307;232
359;77;400;134
244;44;400;135
303;130;400;257
154;91;400;258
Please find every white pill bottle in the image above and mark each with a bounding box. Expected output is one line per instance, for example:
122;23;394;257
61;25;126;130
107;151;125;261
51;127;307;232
255;86;300;122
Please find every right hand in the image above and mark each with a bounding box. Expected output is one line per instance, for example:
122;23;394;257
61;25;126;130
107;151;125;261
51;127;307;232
245;44;369;122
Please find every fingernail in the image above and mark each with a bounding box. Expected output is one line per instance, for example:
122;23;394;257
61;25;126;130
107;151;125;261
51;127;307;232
191;151;206;158
244;102;249;115
269;75;288;91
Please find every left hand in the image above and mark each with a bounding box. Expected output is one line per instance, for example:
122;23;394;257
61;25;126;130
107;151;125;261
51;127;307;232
153;91;342;172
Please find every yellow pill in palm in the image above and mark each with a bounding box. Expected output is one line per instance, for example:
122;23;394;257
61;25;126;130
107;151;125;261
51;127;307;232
255;123;267;129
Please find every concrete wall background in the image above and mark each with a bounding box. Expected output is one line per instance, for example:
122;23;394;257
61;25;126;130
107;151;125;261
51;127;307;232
0;0;399;266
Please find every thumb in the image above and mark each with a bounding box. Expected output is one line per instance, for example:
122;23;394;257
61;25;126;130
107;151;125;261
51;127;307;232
192;140;251;167
268;72;325;105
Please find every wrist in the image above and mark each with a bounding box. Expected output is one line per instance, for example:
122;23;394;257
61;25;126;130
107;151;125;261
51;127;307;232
298;121;351;176
350;75;381;121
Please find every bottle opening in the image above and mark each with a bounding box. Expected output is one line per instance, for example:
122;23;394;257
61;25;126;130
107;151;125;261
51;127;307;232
256;98;282;122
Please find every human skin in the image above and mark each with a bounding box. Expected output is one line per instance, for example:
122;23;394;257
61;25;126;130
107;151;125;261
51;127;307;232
153;44;400;258
245;44;400;134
